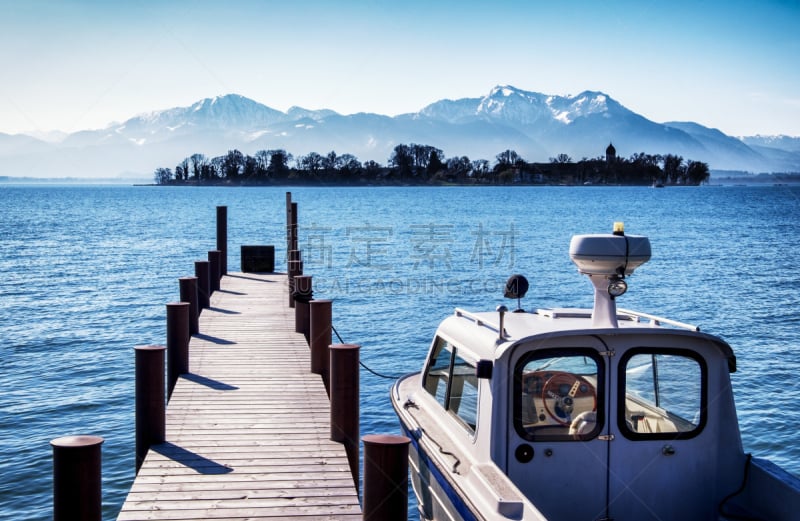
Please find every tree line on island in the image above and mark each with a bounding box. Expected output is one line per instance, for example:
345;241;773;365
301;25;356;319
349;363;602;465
153;143;711;186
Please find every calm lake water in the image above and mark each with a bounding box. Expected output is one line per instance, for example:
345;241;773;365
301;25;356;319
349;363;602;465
1;184;799;520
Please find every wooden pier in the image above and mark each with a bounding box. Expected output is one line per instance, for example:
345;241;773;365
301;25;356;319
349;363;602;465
117;272;362;520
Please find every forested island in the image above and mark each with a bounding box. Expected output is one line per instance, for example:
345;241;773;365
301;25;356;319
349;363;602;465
153;143;711;186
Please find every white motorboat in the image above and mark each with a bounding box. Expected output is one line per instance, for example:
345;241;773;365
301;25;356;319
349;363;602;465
391;223;800;521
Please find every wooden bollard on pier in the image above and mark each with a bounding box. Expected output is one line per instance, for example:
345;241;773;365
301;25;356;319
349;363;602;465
362;434;411;521
285;192;294;263
216;205;227;276
166;301;190;398
287;253;303;308
285;192;291;235
330;343;360;488
310;299;332;392
288;249;302;264
294;275;313;341
195;260;210;310
208;250;221;293
135;345;166;473
178;276;199;335
289;201;298;253
51;435;103;521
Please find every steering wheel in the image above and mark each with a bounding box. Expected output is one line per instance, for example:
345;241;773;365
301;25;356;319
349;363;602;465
541;371;597;426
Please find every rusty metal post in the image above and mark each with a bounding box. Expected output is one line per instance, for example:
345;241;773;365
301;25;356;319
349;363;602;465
310;299;332;391
166;301;190;399
287;254;303;308
216;205;227;276
135;345;166;473
208;250;221;293
51;435;103;521
293;275;313;342
330;343;360;487
195;260;210;310
178;276;199;335
362;434;411;521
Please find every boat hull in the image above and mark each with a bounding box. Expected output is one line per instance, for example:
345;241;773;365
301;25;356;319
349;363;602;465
399;421;479;521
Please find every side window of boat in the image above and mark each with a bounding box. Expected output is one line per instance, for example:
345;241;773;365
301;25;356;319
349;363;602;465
422;337;479;434
514;349;603;441
619;349;706;439
449;352;479;432
423;338;454;408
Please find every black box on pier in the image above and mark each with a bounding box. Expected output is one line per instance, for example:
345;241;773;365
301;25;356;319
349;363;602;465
241;245;275;273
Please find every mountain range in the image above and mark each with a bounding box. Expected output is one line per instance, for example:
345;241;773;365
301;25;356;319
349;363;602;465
2;85;799;179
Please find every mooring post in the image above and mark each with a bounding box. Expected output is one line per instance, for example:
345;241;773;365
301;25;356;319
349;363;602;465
288;249;302;264
310;299;332;392
135;345;166;473
166;301;190;399
195;260;211;310
330;343;360;487
287;253;303;308
293;275;313;342
51;435;103;521
216;205;227;276
285;191;292;264
208;249;221;293
178;276;199;335
290;201;298;253
362;434;411;521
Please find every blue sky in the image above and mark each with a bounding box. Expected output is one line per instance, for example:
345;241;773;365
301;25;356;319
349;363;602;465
1;0;798;137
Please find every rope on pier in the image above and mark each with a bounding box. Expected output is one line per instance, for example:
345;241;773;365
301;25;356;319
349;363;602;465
332;324;402;380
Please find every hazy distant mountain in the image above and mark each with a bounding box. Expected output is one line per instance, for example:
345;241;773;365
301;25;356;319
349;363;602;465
740;134;800;152
0;132;50;155
1;86;798;178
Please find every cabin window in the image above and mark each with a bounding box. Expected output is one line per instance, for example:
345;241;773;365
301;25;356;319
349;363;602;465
619;349;706;439
514;349;603;441
450;354;479;431
423;338;454;408
422;337;479;434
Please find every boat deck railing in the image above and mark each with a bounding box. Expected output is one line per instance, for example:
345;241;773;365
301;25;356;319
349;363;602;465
454;306;700;334
454;308;501;334
617;308;700;332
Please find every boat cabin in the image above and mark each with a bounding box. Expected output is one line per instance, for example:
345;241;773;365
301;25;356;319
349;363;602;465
423;308;743;520
393;225;800;521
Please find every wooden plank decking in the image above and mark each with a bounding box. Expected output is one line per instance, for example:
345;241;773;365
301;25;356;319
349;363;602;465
117;272;362;520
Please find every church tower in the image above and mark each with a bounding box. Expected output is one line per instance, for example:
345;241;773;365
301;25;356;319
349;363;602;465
606;142;617;163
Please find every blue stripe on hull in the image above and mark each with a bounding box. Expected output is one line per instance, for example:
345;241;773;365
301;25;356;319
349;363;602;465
400;423;480;521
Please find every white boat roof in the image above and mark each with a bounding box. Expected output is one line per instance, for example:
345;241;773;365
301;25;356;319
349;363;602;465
432;226;735;366
436;307;735;364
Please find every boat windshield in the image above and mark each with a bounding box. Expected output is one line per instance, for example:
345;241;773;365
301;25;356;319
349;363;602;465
513;347;707;441
515;349;604;441
618;348;706;439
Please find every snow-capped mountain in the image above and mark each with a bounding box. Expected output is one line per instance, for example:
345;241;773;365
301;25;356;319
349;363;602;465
62;94;289;148
740;135;800;152
417;86;624;127
1;86;798;178
134;94;287;131
411;86;781;171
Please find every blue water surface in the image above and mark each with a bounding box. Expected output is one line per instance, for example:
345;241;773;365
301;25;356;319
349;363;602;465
1;184;798;520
